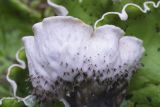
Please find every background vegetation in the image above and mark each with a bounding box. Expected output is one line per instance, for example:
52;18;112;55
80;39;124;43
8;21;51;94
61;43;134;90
0;0;160;107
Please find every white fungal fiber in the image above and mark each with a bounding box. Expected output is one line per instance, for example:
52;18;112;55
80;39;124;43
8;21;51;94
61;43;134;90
22;16;144;106
47;0;68;16
6;48;36;107
94;1;160;28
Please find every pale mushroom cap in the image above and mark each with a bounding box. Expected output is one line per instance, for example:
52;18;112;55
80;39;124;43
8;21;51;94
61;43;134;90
22;16;144;102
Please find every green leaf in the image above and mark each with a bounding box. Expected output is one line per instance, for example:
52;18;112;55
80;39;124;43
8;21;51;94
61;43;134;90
0;98;26;107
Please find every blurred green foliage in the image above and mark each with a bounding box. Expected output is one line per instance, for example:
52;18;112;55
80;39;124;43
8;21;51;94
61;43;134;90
0;0;54;99
0;0;31;99
0;0;160;107
0;98;26;107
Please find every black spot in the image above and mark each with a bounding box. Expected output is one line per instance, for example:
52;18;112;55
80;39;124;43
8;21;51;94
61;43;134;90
124;73;128;78
55;81;59;86
44;81;48;85
119;71;123;74
125;69;128;72
157;47;160;52
72;69;74;73
80;68;83;71
83;72;87;78
96;78;100;83
98;70;100;74
37;76;40;79
113;68;116;72
66;63;68;67
100;73;103;77
42;65;45;68
51;85;55;90
107;69;110;73
59;77;63;82
76;68;78;71
93;70;96;77
74;72;80;79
